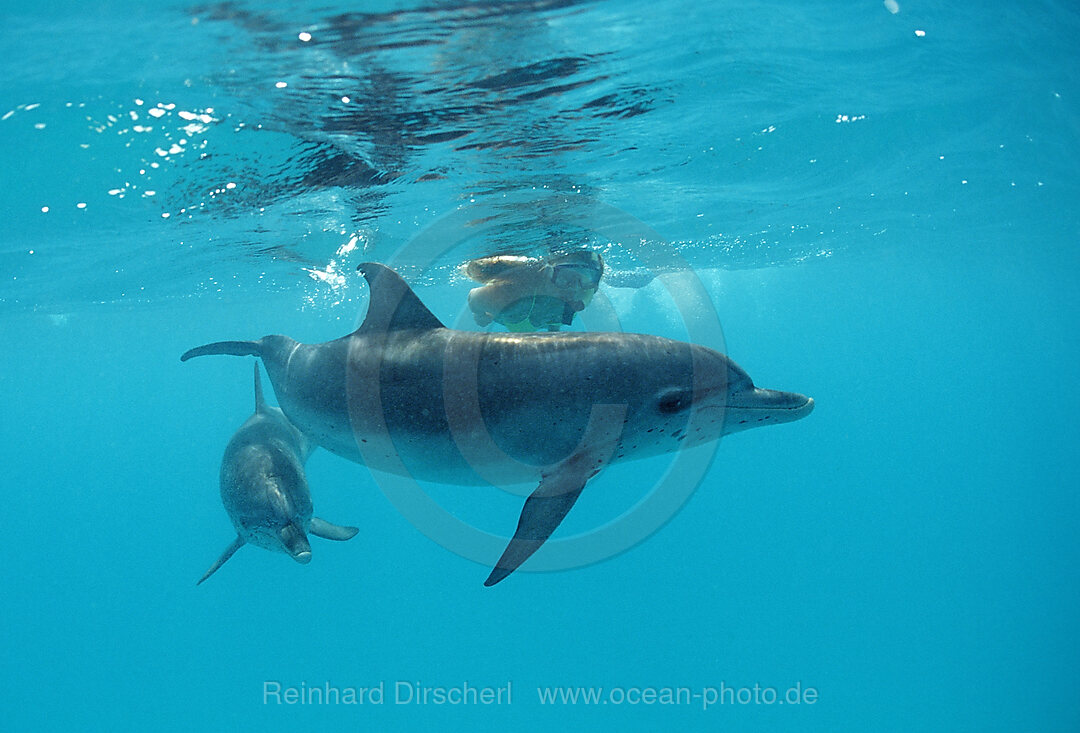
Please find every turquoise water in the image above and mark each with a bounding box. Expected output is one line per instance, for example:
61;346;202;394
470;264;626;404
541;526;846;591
2;0;1078;730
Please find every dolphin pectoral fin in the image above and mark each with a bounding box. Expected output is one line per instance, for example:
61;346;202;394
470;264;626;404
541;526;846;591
309;517;359;542
484;405;623;586
484;471;589;587
180;340;263;362
197;536;245;586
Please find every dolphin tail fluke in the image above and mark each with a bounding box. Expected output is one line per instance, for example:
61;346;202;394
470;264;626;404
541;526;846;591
180;340;263;362
309;517;360;541
197;535;245;585
484;472;588;587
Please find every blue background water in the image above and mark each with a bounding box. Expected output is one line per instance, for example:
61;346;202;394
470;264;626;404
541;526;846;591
2;0;1078;730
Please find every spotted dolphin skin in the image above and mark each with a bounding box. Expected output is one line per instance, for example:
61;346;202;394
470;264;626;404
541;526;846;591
197;364;359;585
184;263;813;585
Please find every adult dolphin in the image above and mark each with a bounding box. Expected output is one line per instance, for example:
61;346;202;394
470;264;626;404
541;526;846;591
197;364;359;585
183;263;813;585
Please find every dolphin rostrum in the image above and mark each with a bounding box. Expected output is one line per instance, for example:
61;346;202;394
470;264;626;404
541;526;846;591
197;364;359;585
184;263;813;585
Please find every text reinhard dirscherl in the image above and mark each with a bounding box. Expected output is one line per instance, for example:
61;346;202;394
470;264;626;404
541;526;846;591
263;681;512;706
262;681;818;710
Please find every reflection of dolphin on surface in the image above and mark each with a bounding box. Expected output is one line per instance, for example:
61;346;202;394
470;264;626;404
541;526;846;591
197;364;359;585
183;263;813;585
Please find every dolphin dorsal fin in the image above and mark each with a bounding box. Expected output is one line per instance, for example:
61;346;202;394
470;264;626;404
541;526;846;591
355;262;445;333
253;362;266;414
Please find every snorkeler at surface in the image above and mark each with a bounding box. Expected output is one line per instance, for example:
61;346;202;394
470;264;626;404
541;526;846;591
464;250;604;331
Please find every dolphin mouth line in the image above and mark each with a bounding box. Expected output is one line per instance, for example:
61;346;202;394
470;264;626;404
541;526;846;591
720;396;814;409
731;396;814;410
721;396;815;417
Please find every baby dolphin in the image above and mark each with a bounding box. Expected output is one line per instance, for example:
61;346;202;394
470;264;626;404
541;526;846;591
197;364;359;585
184;263;813;585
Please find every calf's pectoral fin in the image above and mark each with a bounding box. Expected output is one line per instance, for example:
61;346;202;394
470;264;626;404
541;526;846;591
309;517;360;541
484;466;594;587
197;535;245;586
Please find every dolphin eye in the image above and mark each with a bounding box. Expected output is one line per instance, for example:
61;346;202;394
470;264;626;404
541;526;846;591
657;389;693;415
